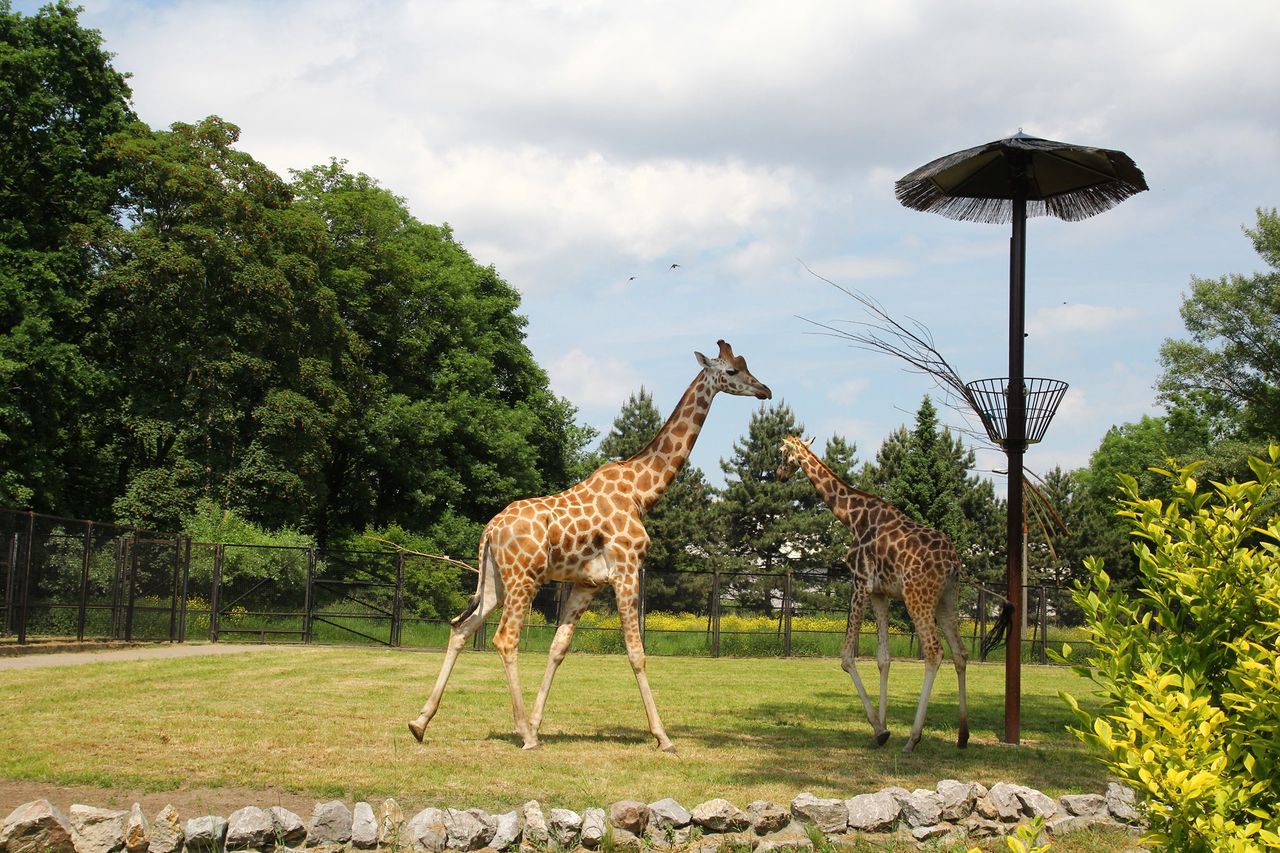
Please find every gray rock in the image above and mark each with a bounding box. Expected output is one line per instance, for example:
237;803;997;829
646;826;696;849
225;808;274;851
1046;815;1108;836
1015;786;1059;819
690;799;749;833
607;801;648;835
487;811;522;851
1059;794;1107;818
183;816;226;853
880;786;912;805
376;800;402;847
844;792;899;832
402;809;447;853
935;780;980;821
899;789;942;828
307;802;351;847
146;807;183;853
960;815;1003;839
910;824;949;842
580;809;607;849
123;806;148;853
1106;783;1141;824
754;824;814;852
269;808;305;846
69;805;127;853
518;802;548;846
985;783;1027;822
1;800;76;853
442;809;490;851
548;809;581;848
350;804;376;850
746;801;790;836
647;798;691;830
790;792;847;834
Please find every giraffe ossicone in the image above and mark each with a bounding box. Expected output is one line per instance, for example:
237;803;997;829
777;433;969;753
409;340;771;751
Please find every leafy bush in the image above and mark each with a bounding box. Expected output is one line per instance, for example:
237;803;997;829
1060;447;1280;851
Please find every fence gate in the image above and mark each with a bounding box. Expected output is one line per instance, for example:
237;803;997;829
306;550;403;647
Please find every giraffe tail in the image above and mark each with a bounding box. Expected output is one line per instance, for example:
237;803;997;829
450;538;494;628
980;601;1015;661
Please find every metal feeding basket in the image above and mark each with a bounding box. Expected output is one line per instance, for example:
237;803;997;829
965;377;1069;448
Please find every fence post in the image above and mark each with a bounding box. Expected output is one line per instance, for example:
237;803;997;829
167;537;181;643
77;521;92;642
711;570;721;658
178;537;191;643
17;511;34;644
210;544;223;642
124;532;140;642
393;553;405;647
303;548;315;644
782;569;793;657
1039;585;1049;664
3;533;16;635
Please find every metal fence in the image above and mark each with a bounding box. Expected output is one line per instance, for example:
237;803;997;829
1;508;1085;662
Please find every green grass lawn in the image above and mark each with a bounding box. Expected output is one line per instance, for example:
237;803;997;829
0;645;1116;813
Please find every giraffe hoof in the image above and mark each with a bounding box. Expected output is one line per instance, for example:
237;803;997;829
658;742;678;754
957;730;970;749
902;738;920;754
872;731;890;748
521;740;542;750
408;719;426;742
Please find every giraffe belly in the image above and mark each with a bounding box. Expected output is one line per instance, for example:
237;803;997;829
546;551;614;587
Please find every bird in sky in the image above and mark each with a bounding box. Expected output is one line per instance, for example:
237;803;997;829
668;263;680;271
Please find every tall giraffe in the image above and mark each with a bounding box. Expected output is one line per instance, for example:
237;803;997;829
776;435;968;753
410;340;771;751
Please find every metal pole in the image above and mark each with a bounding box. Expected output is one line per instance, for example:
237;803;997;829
178;537;191;642
393;553;405;647
711;570;721;658
782;569;793;657
1004;177;1028;746
17;511;35;644
210;544;223;642
124;533;139;642
77;522;92;642
303;548;315;644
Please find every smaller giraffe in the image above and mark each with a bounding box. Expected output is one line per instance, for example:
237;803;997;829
777;435;968;753
409;340;771;751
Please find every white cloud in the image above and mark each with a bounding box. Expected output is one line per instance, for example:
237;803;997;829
1027;304;1142;339
546;348;645;414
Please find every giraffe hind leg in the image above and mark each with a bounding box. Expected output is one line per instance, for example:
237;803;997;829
409;546;502;741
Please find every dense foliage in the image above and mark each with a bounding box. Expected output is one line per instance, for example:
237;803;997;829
0;5;590;549
1061;449;1280;851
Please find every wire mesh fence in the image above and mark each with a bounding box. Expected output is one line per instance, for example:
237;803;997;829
1;508;1090;663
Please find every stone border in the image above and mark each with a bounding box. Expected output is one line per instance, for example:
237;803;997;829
0;782;1143;853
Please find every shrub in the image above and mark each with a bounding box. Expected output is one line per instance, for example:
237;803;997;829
1060;446;1280;851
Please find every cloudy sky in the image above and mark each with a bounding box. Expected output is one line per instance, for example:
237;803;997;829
25;0;1280;486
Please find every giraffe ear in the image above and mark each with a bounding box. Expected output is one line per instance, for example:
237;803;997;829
695;350;711;369
806;436;816;447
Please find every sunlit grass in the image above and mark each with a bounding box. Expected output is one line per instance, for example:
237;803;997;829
0;645;1116;815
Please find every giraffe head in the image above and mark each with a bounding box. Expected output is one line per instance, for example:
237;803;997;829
694;340;772;400
776;434;815;480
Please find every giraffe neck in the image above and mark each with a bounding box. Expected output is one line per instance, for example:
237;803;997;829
793;443;881;527
622;371;715;513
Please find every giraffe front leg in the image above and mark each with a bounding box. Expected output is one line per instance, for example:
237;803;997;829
872;596;892;741
491;578;539;749
617;581;675;753
840;584;888;746
528;582;599;738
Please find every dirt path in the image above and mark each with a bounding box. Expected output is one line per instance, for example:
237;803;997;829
0;642;287;671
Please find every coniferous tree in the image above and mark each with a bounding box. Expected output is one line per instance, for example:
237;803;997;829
716;403;849;614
